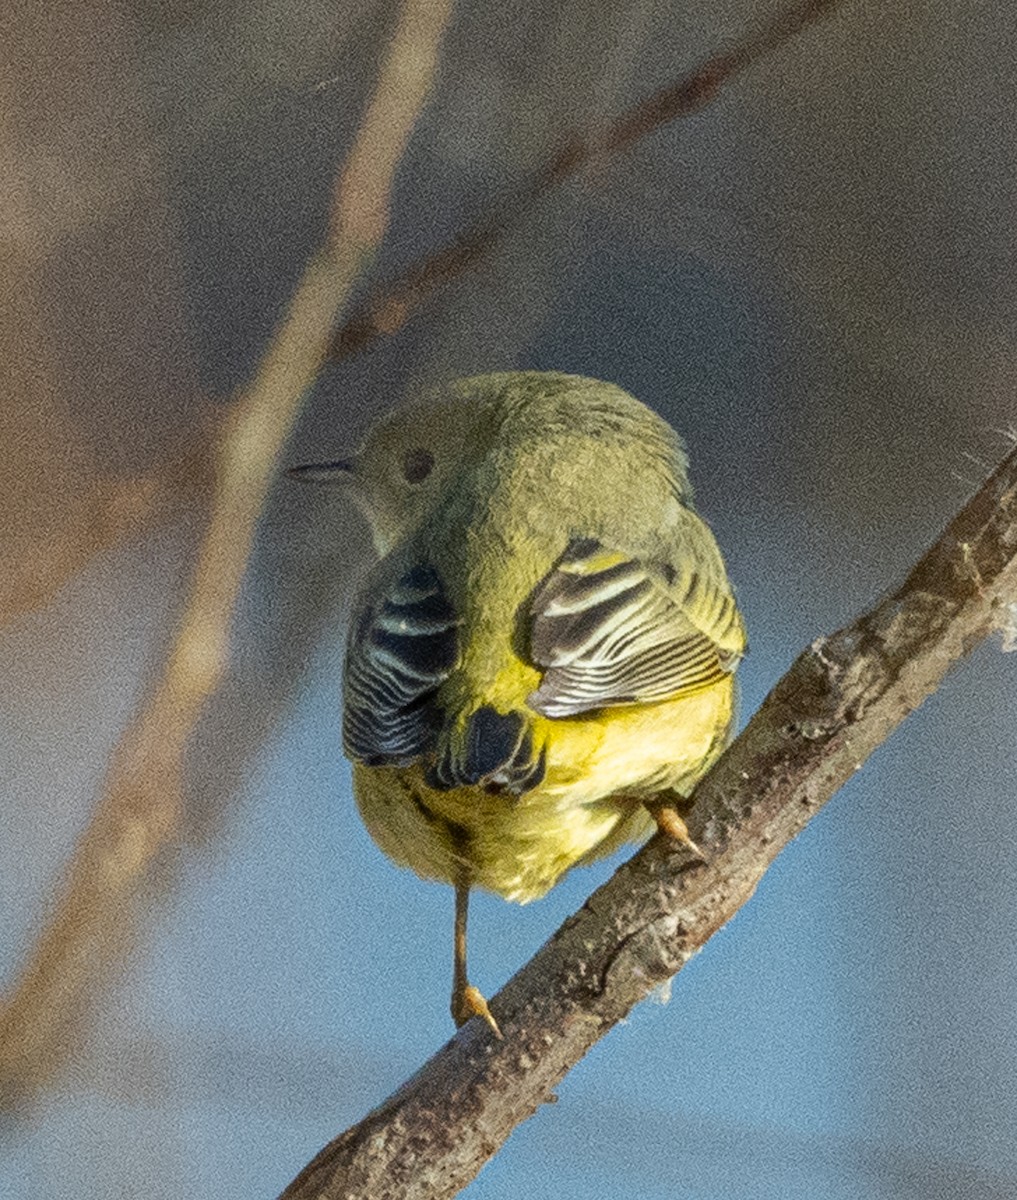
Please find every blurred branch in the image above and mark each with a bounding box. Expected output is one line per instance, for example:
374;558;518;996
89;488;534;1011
282;446;1017;1200
0;460;197;624
0;0;841;623
329;0;843;363
0;0;453;1108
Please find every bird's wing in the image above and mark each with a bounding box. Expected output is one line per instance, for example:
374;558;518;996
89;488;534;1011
527;535;745;718
343;564;460;765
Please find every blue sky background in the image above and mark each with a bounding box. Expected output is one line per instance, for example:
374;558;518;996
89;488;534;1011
3;1;1017;1196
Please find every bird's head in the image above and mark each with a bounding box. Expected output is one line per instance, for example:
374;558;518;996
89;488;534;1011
289;371;690;555
288;385;500;555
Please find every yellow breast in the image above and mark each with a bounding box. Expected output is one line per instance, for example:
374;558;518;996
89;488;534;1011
352;675;734;903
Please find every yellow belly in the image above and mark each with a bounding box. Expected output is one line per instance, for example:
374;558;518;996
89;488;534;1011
351;676;734;903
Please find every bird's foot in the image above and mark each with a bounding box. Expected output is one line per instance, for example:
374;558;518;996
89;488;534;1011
452;983;502;1039
645;801;708;862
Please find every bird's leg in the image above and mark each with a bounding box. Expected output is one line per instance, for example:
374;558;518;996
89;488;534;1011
644;796;707;861
451;876;502;1038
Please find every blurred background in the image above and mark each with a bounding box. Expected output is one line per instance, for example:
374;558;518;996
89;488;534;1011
2;0;1017;1196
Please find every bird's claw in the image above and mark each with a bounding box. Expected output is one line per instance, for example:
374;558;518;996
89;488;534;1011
452;983;502;1038
646;802;708;862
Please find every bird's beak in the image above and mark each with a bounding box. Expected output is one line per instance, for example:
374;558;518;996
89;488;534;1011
286;457;355;484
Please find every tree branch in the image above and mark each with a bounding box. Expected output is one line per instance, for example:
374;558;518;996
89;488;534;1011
281;445;1017;1200
328;0;844;363
0;0;453;1109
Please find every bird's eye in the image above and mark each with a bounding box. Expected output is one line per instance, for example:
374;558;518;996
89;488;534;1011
402;447;435;484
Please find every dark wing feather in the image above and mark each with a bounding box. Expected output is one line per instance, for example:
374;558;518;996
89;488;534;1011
527;538;743;718
343;564;460;765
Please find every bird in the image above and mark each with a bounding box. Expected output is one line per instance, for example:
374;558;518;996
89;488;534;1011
289;371;745;1036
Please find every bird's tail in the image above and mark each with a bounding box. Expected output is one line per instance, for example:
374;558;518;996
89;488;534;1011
426;704;547;795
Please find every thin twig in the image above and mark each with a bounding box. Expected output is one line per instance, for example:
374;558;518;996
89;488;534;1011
0;0;454;1109
328;0;843;363
280;444;1017;1200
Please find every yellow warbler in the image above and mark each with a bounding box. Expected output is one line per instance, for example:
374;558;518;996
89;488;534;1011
291;371;745;1035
